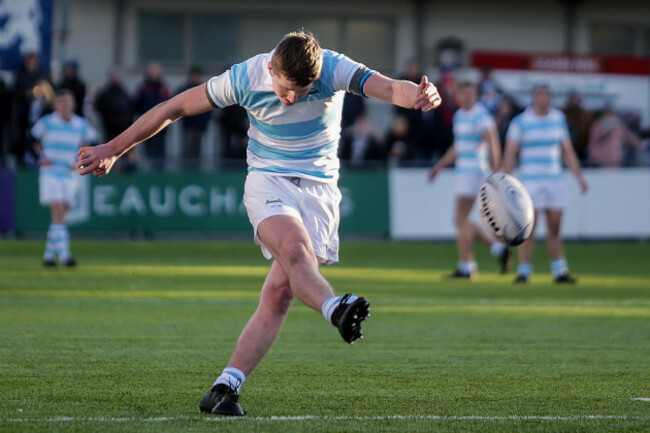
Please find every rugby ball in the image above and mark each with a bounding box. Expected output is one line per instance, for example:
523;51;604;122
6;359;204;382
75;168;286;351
478;172;534;246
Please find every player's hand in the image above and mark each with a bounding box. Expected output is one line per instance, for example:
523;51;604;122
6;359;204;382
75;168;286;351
427;166;440;183
76;143;118;177
37;157;52;166
578;176;588;194
414;76;442;112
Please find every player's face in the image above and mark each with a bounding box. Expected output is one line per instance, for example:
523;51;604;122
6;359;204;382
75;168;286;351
533;88;551;113
268;63;313;106
55;94;75;120
455;86;477;110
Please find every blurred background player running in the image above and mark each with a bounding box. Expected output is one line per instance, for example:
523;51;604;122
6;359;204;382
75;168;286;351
428;81;509;278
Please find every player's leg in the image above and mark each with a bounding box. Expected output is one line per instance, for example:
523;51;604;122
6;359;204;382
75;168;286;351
452;196;477;277
227;260;292;375
199;260;292;415
515;210;538;283
257;214;334;310
43;202;60;266
49;202;74;266
545;209;574;282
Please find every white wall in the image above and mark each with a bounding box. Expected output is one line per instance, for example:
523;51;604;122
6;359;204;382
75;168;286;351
52;0;115;87
422;0;566;68
390;168;650;240
573;0;650;54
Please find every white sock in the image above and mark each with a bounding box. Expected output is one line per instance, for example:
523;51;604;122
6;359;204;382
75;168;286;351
518;263;533;277
550;258;569;278
322;294;358;325
213;367;246;394
44;224;56;260
458;261;477;274
53;224;71;262
490;241;506;257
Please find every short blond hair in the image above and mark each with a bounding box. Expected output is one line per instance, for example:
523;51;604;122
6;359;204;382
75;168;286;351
271;31;323;86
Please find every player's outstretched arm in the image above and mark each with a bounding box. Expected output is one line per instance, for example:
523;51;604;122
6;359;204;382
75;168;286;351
502;139;519;174
363;73;441;111
562;138;588;193
484;127;501;173
427;146;456;182
77;83;213;177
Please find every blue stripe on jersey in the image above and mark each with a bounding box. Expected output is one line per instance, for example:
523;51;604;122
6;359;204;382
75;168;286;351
456;167;484;175
519;120;565;133
241;91;283;109
229;61;250;104
455;132;482;141
41;119;87;134
320;50;342;95
521;139;560;148
247;107;340;140
44;142;79;152
520;156;560;165
249;166;333;179
520;173;562;181
456;151;477;159
248;138;337;161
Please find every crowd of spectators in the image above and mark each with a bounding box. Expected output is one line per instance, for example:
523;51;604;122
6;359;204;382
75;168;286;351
0;53;647;172
0;52;249;172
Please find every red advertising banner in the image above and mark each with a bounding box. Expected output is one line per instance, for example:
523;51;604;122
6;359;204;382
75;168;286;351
472;50;650;76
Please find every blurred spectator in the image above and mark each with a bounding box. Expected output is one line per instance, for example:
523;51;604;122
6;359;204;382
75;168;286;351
12;51;48;166
394;59;424;156
134;63;170;168
422;71;456;161
478;66;502;115
587;107;645;168
94;68;137;172
57;59;86;117
0;59;13;167
29;80;54;125
176;65;211;169
218;104;248;165
385;116;412;165
563;92;593;163
495;98;518;151
24;80;55;167
95;68;133;141
341;93;365;132
339;115;385;167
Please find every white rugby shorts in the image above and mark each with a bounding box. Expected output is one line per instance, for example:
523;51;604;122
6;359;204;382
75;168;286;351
243;171;342;265
39;175;79;206
454;174;485;198
523;179;566;211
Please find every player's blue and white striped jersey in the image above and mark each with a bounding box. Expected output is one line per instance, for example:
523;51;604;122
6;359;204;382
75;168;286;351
506;107;569;181
452;102;495;177
31;112;99;179
206;49;373;182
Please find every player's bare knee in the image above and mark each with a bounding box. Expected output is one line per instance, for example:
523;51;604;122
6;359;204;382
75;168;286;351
262;283;293;315
281;240;314;267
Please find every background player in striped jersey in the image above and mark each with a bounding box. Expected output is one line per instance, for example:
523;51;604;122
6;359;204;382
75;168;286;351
32;89;98;267
427;81;509;278
504;84;588;284
76;31;441;415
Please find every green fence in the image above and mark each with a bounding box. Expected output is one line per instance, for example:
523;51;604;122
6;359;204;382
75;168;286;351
15;170;388;234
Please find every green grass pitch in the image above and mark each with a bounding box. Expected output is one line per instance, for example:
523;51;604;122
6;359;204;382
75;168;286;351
0;239;648;432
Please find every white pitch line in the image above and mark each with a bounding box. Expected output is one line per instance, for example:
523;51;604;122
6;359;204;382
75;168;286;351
2;415;648;423
631;397;650;402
